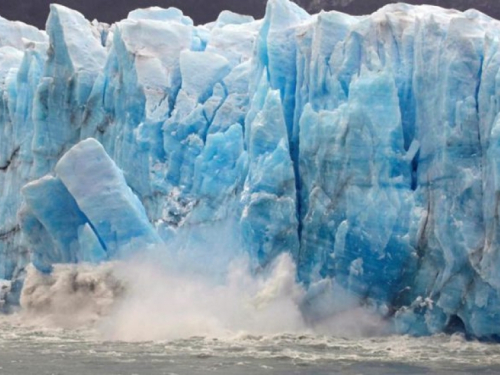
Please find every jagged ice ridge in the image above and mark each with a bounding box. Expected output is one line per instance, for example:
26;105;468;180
0;0;500;339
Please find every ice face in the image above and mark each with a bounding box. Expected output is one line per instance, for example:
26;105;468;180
22;138;161;271
22;176;88;271
1;0;500;338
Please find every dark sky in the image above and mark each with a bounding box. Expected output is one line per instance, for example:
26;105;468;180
0;0;499;29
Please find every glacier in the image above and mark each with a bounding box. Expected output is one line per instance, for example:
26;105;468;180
1;0;500;339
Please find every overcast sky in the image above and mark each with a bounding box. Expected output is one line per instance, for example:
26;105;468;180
4;0;267;28
0;0;498;29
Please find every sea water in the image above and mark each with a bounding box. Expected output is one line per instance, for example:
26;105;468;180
2;255;499;375
0;320;499;375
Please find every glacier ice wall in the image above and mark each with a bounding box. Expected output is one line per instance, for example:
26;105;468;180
1;0;500;338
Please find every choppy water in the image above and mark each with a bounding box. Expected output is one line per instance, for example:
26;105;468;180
4;259;500;374
1;321;499;375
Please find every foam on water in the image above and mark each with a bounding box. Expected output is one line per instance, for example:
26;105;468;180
1;316;500;375
3;249;497;375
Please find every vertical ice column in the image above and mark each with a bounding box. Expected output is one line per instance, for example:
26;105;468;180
241;85;299;266
22;176;91;271
55;138;162;257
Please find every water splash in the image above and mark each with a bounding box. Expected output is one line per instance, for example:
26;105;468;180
17;249;388;341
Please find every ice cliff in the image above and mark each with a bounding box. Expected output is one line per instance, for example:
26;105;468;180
1;0;500;339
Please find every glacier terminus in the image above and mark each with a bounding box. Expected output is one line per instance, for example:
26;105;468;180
1;0;500;340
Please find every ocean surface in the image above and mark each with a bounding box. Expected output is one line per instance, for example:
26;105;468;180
1;320;499;375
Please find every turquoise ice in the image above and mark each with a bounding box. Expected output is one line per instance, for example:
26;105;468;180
1;0;500;338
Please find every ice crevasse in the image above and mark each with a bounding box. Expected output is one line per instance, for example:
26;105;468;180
0;0;500;338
